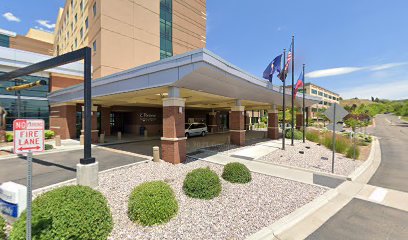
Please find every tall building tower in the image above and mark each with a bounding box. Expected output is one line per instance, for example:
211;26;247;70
53;0;206;78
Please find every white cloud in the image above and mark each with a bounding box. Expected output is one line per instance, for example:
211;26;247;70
339;79;408;100
34;26;53;33
36;20;55;29
306;67;362;78
2;12;21;22
306;62;408;78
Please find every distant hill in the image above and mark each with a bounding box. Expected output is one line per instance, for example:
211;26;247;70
340;99;374;107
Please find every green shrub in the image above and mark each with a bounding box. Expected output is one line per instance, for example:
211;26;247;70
183;167;221;200
285;129;303;140
305;130;320;143
10;186;113;240
6;132;13;142
346;146;360;159
44;144;53;151
222;162;252;183
44;130;55;139
0;214;6;240
128;181;178;226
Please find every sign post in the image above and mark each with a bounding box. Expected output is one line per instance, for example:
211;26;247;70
323;103;348;173
13;119;45;240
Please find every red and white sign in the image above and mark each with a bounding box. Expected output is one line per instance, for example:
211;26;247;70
13;119;45;154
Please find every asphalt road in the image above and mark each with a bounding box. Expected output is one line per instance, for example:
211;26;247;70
307;114;408;239
0;148;147;189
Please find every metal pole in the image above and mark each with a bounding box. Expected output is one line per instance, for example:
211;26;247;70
331;103;336;173
353;129;356;160
282;49;286;150
302;64;305;143
80;47;95;164
26;151;33;240
291;35;295;146
17;90;21;118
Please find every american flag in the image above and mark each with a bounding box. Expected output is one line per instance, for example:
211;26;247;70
278;44;292;81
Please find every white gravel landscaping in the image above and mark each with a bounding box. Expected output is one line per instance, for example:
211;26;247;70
99;159;326;240
258;140;363;176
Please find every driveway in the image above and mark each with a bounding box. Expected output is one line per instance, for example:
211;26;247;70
306;114;408;239
0;148;148;189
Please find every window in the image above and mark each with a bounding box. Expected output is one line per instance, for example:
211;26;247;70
318;91;323;96
66;31;69;39
92;40;96;53
75;14;78;24
71;22;74;32
80;27;83;39
74;38;77;48
71;0;74;8
311;89;317;94
85;17;89;29
0;34;10;48
93;2;97;16
324;93;328;97
80;0;84;11
160;0;173;59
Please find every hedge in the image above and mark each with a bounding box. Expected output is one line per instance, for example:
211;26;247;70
128;181;178;226
183;168;221;200
222;162;251;184
0;215;6;240
44;130;55;139
10;186;113;240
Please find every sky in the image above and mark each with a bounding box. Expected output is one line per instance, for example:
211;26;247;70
1;0;408;100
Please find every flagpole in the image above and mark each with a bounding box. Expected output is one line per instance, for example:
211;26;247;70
302;64;306;143
282;48;286;150
291;35;295;146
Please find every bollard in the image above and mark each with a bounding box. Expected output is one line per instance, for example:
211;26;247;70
153;146;160;162
99;133;105;143
55;135;61;146
144;129;148;137
117;131;122;141
80;134;84;145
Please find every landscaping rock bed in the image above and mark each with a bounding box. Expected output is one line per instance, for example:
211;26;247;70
99;159;326;240
258;140;363;176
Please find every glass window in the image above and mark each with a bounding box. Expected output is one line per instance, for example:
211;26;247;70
85;17;89;29
74;38;77;48
93;2;97;16
80;0;84;11
318;91;323;96
311;89;317;94
160;0;173;59
93;40;96;52
324;93;328;97
80;27;83;39
75;14;78;24
0;34;10;48
71;0;74;8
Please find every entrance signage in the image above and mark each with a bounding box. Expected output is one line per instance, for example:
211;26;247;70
0;182;27;218
139;113;157;122
13;119;45;154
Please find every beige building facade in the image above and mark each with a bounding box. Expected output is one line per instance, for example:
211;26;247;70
53;0;206;78
303;83;340;119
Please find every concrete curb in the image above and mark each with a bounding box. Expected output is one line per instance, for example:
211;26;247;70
346;137;379;181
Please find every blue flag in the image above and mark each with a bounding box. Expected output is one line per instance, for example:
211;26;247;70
263;54;282;82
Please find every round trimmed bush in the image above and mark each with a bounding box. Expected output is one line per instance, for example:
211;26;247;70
128;181;178;226
222;162;252;183
0;214;6;240
10;186;113;240
285;129;303;140
44;144;53;151
183;167;221;199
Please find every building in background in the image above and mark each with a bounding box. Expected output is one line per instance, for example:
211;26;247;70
0;28;54;55
53;0;206;78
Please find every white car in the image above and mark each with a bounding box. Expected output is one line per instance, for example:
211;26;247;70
185;123;208;137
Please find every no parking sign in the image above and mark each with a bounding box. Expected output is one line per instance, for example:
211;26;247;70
13;119;45;154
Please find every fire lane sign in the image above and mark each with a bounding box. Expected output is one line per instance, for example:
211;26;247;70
13;119;45;154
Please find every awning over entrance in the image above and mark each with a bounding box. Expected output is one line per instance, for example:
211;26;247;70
48;48;320;109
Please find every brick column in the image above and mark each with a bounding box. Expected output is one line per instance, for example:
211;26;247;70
267;107;279;139
208;111;217;133
296;108;304;130
161;97;186;164
81;105;99;143
100;106;111;136
230;105;245;146
50;103;77;139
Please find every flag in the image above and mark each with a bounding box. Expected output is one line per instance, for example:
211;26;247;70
278;43;292;81
263;54;282;82
293;69;304;98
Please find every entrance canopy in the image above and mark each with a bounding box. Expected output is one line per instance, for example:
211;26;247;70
48;48;320;110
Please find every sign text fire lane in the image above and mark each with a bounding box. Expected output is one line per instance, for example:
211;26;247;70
13;119;45;154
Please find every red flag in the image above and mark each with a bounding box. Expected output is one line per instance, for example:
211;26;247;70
293;70;304;99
